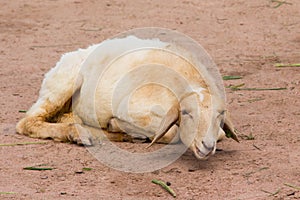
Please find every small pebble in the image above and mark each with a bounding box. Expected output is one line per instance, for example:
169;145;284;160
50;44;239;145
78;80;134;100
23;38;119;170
40;175;48;179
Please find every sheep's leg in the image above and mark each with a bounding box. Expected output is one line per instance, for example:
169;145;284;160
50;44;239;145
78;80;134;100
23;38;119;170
107;118;153;139
16;86;94;145
17;115;94;145
56;112;134;143
16;47;96;145
107;117;179;144
81;124;134;143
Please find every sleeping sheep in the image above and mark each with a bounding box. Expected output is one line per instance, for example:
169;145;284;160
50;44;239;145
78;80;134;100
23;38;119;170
16;35;238;160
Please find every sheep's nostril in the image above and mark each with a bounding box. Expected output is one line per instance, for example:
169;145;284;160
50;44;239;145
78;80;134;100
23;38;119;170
194;141;216;159
201;141;214;152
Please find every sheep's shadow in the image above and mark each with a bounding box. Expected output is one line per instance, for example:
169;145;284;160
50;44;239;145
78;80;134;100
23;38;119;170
175;145;239;171
86;133;240;173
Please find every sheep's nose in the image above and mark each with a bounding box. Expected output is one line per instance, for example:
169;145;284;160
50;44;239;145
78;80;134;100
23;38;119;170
194;140;216;159
202;141;215;152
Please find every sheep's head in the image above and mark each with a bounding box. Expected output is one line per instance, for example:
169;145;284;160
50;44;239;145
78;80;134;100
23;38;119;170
147;88;239;160
136;47;239;160
179;91;239;159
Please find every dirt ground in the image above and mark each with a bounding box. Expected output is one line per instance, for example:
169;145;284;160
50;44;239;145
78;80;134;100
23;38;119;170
0;0;299;199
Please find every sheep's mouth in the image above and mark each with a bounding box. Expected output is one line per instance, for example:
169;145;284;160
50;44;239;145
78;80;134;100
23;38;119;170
192;144;215;160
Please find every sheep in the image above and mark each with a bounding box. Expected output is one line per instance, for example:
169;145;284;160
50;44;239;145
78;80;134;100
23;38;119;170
16;35;238;160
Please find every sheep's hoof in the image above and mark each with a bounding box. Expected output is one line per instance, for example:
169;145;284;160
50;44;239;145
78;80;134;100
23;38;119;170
77;134;94;146
72;124;94;146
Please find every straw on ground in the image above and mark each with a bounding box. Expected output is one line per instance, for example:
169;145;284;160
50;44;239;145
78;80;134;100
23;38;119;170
0;141;48;147
152;179;176;198
275;63;300;67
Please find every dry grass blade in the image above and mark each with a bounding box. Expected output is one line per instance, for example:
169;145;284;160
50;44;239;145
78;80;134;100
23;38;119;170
244;167;269;178
80;27;102;31
253;144;262;151
227;83;287;91
261;188;281;196
248;97;265;103
240;133;255;140
226;83;245;90
270;0;292;8
30;43;80;49
284;183;300;190
0;192;16;194
152;179;176;198
0;141;48;147
237;87;287;91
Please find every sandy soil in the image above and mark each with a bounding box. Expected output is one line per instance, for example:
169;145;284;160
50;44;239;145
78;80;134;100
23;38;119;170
0;0;299;199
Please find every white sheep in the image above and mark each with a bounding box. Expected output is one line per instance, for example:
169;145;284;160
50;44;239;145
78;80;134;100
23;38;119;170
16;36;238;159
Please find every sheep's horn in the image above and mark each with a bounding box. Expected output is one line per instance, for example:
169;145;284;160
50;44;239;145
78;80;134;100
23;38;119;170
146;105;179;149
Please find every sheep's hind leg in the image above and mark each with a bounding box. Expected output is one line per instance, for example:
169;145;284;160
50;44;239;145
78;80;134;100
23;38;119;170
17;115;93;145
16;48;95;145
16;100;95;146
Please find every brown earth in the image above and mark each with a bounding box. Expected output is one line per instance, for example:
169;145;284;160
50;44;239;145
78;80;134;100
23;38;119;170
0;0;300;199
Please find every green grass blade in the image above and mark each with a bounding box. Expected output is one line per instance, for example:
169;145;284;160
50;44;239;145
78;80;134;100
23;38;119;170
152;179;176;198
222;75;242;80
82;168;92;171
275;63;300;67
238;87;287;91
18;110;27;113
23;166;54;171
270;0;293;8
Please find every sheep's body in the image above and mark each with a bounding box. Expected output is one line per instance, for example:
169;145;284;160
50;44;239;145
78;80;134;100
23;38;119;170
16;36;238;159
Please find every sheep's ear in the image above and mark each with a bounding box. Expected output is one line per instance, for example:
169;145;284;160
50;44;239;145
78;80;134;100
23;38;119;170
223;111;239;142
146;104;179;149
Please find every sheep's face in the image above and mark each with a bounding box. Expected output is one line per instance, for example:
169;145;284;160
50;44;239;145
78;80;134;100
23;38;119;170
189;109;225;160
179;92;226;160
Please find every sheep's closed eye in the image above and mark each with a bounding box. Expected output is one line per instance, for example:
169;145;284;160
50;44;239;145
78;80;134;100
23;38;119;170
219;110;226;116
181;109;193;119
181;109;189;115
